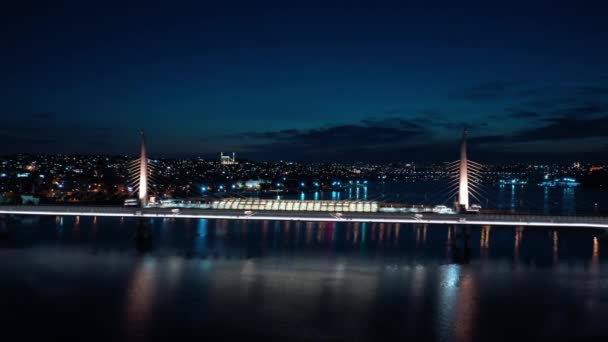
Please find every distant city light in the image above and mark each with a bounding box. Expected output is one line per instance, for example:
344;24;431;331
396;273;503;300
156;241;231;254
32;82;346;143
539;177;580;188
499;178;527;186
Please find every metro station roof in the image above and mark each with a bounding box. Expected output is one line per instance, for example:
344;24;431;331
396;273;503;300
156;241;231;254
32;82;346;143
211;198;378;212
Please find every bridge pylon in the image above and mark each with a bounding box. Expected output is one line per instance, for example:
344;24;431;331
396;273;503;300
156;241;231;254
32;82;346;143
139;131;148;207
458;129;469;211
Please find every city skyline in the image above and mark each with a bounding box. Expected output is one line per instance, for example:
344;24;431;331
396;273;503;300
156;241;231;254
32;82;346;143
2;2;608;162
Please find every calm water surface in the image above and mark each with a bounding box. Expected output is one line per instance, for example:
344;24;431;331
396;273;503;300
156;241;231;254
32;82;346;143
293;181;608;215
1;216;608;341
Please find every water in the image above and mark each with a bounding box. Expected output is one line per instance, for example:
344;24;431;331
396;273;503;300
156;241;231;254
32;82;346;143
1;215;608;341
290;181;608;216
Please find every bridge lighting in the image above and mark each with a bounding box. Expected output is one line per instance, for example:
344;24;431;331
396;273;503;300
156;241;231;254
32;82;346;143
139;131;148;206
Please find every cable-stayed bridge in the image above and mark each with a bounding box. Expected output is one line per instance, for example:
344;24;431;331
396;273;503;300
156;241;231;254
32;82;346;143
1;130;606;229
1;205;608;229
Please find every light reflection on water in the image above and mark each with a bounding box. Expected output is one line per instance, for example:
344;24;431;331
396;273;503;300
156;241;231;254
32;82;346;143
1;216;608;340
125;257;157;339
311;181;607;216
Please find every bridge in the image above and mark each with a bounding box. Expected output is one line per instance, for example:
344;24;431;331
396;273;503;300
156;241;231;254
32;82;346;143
2;205;608;229
1;130;606;229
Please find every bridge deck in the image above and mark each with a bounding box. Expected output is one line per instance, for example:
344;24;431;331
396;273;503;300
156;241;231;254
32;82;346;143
1;205;608;229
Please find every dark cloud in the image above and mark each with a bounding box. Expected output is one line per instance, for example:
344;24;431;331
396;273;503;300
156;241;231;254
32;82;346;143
228;111;499;161
470;114;608;146
506;108;539;119
461;84;608;116
230;115;495;161
0;112;116;154
87;140;117;148
242;117;426;145
514;87;553;98
382;109;410;115
513;115;608;142
418;110;443;117
229;117;430;161
233;129;300;140
406;109;489;131
525;97;577;109
548;104;608;118
577;86;608;96
0;134;57;145
458;81;525;101
517;85;608;101
468;135;506;144
359;117;422;129
433;121;488;130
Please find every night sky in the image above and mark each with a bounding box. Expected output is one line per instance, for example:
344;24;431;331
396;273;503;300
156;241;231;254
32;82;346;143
2;1;608;162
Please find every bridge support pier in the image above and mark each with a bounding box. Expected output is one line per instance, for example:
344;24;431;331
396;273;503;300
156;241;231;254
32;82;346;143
0;215;11;237
451;225;471;264
135;218;153;252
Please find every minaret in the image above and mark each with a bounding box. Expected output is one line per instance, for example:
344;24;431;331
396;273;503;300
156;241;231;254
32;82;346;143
139;131;148;207
458;129;469;210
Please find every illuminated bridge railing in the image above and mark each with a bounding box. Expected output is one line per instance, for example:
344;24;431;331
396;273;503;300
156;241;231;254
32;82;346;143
2;206;608;228
471;214;608;225
210;199;379;213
